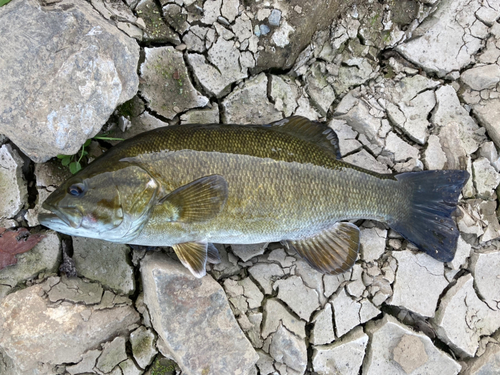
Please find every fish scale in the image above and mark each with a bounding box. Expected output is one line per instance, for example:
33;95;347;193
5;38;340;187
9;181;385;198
39;116;469;277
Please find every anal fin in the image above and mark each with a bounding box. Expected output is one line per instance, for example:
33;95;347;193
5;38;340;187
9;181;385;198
172;242;208;278
288;222;360;274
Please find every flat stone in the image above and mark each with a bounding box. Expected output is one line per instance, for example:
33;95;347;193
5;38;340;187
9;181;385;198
72;237;135;295
364;314;461;374
141;253;258;375
201;0;222;24
248;263;284;295
110;112;167;141
472;157;500;198
424;134;447;170
360;227;387;262
396;0;486;76
393;334;428;373
0;279;139;374
269;75;299;117
47;276;103;305
312;326;368;375
262;298;306;339
136;0;180;44
239;277;264;309
384;132;420;163
269;324;307;375
0;231;61;300
0;0;139;162
180;104;219;124
343;149;390;174
274;275;320;321
331;287;380;338
469;250;500;310
66;349;101;375
96;336;128;374
233;14;253;42
432;85;483;155
462;341;500;375
222;73;282;124
140;47;208;120
120;358;143;375
162;4;189;34
305;62;336;116
195;36;250;97
389;251;448;318
461;64;500;91
231;243;268;262
221;0;239;23
328;119;362;156
130;326;157;369
310;303;335;345
0;144;26;220
432;274;500;357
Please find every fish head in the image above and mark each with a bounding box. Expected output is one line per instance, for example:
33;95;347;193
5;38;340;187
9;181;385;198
39;163;159;242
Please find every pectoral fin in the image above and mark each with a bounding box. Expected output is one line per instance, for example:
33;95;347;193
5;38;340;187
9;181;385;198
159;175;228;222
172;241;208;278
287;222;360;274
207;243;221;264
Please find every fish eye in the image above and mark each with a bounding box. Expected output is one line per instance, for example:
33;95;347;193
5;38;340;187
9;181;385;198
68;183;86;197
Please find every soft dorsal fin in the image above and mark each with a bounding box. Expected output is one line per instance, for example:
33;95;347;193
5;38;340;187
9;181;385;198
158;175;228;223
172;241;208;278
287;222;360;274
270;116;342;159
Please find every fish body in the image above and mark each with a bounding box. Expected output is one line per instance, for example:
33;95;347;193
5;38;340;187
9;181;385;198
39;117;469;277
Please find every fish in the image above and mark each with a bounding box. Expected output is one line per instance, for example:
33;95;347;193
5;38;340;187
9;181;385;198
38;116;469;278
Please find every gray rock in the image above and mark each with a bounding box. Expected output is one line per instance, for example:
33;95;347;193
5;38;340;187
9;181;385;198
96;336;128;374
432;274;500;357
231;243;268;262
269;324;307;375
393;334;428;374
141;252;258;375
274;275;320;321
130;326;157;369
91;0;144;40
343;149;391;174
384;132;420;163
364;314;461;375
305;62;336;116
120;358;143;375
470;97;500;151
331;287;380;338
0;144;26;220
269;75;300;117
66;349;101;375
268;9;282;27
162;4;189;34
0;279;139;374
328;119;362;156
239;277;264;309
72;237;135;295
360;227;387;262
461;64;500;91
222;73;282;124
201;0;222;24
262;298;306;340
472;157;500;198
469;250;500;310
187;41;247;98
396;0;487;77
221;0;239;23
461;341;500;375
109;111;168;142
0;0;139;162
388;251;448;318
310;304;335;345
47;276;103;305
136;0;180;44
233;14;253;42
312;327;368;375
140;47;208;119
0;231;61;300
180;104;220;124
424;134;447;170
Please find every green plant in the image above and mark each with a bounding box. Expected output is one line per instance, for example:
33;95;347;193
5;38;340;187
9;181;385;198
0;0;12;7
57;135;124;174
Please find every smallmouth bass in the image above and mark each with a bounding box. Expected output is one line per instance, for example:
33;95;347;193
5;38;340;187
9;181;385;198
39;116;469;277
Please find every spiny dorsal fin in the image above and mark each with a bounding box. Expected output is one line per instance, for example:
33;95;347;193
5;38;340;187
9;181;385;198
288;222;360;274
159;175;228;222
172;241;208;278
270;116;342;159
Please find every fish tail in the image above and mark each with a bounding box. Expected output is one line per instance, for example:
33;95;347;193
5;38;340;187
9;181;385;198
388;170;469;262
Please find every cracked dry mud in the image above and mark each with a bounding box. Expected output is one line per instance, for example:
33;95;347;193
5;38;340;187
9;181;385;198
1;0;500;374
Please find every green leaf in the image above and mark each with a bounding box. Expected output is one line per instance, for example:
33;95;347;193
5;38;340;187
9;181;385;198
61;157;71;166
69;161;82;175
57;154;68;159
93;136;125;141
0;0;12;7
83;139;92;147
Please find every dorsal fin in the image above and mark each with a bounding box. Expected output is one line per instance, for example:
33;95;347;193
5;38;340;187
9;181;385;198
270;116;342;159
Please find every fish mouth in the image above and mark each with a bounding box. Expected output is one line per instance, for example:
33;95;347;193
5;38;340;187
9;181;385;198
40;202;83;229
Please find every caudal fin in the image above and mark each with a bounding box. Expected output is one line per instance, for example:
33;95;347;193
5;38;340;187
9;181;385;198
389;170;469;262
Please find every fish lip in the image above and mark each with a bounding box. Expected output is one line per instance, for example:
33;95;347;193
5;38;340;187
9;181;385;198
41;202;83;229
